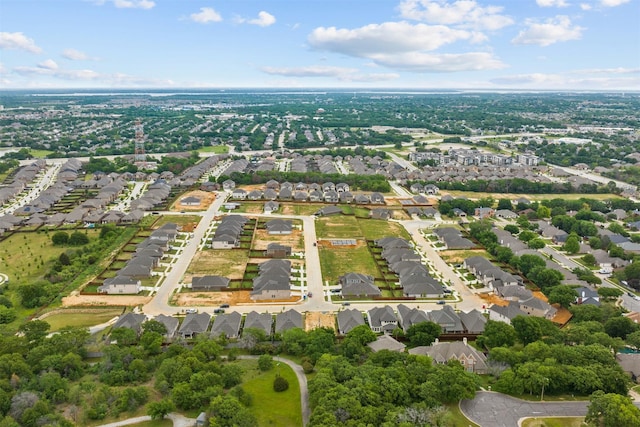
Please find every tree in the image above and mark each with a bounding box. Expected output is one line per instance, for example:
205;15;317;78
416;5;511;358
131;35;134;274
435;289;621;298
589;236;602;249
586;390;640;427
51;232;69;245
597;287;623;301
58;252;71;266
406;321;441;347
537;205;551;219
110;328;138;346
517;254;546;276
258;355;273;371
563;234;581;254
604;316;637;339
273;375;289;392
528;238;546;249
142;319;167;335
68;231;89;246
497;199;513;210
209;395;256;427
504;224;519;235
582;253;597;267
147;399;175;420
18;320;50;344
626;331;640;350
547;285;578;308
476;320;517;349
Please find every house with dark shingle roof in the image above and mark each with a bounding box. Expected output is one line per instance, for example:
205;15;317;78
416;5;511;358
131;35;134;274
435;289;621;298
339;273;381;297
210;312;242;338
459;309;487;334
112;313;147;335
397;304;429;333
99;276;141;295
429;305;464;333
192;276;230;291
244;311;273;337
265;219;292;235
275;309;303;333
153;314;179;340
409;338;488;374
488;301;527;324
367;306;398;334
179;313;211;339
337;309;365;334
368;335;406;353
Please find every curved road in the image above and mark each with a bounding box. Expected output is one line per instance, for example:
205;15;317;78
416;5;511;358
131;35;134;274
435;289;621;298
461;391;590;427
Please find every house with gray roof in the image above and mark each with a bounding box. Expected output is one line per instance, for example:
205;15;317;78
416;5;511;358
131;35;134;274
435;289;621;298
401;274;444;298
367;335;406;353
99;276;141;295
211;312;242;338
275;309;303;334
153;314;179;340
112;313;147;335
178;313;211;339
244;311;273;337
265;219;292;235
488;301;528;324
459;309;487;334
192;276;230;291
367;306;398;334
520;297;557;319
315;206;342;216
339;273;381;297
575;286;600;306
429;305;464;333
337;309;365;334
397;304;429;333
409;338;488;373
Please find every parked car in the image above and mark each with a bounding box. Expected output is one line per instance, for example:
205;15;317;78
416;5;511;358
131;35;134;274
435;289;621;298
436;300;446;305
185;308;198;314
214;309;225;314
220;304;230;308
342;302;350;306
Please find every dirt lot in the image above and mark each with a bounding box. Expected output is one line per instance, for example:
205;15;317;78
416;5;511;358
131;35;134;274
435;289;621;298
253;228;304;251
187;250;249;279
440;249;489;264
305;312;336;331
62;292;151;307
479;293;508;307
171;190;216;211
173;290;299;307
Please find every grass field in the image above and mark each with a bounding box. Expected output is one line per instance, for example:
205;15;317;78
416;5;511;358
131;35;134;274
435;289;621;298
239;360;302;427
198;145;229;154
319;245;380;282
315;215;361;239
443;191;622;202
357;218;410;240
521;417;585;427
152;214;201;228
186;249;250;279
447;403;480;427
43;309;123;331
126;420;172;427
29;149;55;158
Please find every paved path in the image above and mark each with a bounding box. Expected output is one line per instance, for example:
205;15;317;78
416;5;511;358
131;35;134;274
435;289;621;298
96;413;195;427
238;355;309;426
460;391;590;427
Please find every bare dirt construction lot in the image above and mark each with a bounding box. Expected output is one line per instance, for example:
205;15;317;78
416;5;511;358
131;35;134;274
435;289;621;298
305;312;336;331
171;190;216;211
186;250;249;280
479;293;507;307
62;292;151;307
173;290;253;306
173;290;299;307
253;228;304;251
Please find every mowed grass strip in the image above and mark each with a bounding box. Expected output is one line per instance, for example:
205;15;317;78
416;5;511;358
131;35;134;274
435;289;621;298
44;309;123;331
521;417;585;427
241;362;302;427
319;246;381;282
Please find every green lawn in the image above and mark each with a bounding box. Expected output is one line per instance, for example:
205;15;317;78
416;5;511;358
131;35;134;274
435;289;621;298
153;214;201;228
128;420;173;427
521;417;585;427
240;361;302;427
315;215;361;239
198;145;229;154
43;309;123;331
447;403;480;427
357;218;411;240
29;149;55;158
319;245;381;282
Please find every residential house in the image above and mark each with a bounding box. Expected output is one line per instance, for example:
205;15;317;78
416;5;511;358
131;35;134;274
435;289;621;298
222;179;236;191
98;276;141;294
367;306;398;335
112;313;146;335
429;305;464;333
488;301;528;324
178;313;212;339
370;208;391;220
191;276;230;291
337;309;365;334
244;311;273;337
575;286;600;306
275;309;303;334
397;304;429;333
495;209;518;219
315;206;342;216
264;201;279;213
265;219;292;235
210;312;242;338
409;338;488;373
520;297;557;319
153;314;179;340
459;310;487;334
475;207;495;219
339;273;381;297
367;335;406;353
231;189;247;200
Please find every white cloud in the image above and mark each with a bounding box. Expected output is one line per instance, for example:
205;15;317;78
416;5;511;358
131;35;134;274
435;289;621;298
248;11;276;27
580;3;592;9
600;0;630;6
368;51;506;72
37;59;58;70
112;0;155;9
569;67;640;74
309;21;479;56
261;65;399;82
0;32;42;54
537;0;570;7
512;16;584;46
398;0;513;30
190;7;222;24
308;21;503;72
62;48;93;61
490;68;640;89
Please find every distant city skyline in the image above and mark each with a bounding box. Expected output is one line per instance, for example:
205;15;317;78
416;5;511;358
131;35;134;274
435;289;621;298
1;0;638;90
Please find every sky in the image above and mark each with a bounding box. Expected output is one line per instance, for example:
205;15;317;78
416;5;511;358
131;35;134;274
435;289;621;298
0;0;639;90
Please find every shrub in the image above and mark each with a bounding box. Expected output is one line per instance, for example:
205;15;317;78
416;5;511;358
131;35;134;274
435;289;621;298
273;375;289;392
302;361;314;374
258;355;273;371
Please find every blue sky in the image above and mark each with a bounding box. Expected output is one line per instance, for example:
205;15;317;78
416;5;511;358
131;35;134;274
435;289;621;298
1;0;638;90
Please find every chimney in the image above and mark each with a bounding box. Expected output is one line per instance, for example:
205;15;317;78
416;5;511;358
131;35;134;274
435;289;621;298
463;337;468;346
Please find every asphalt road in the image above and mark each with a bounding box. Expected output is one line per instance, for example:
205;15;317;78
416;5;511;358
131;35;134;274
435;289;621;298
460;391;590;427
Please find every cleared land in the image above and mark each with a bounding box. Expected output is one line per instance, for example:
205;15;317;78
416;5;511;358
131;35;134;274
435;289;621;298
319;243;381;283
170;190;216;212
173;290;254;306
305;312;336;330
253;227;304;251
40;308;123;331
186;249;250;279
443;191;622;201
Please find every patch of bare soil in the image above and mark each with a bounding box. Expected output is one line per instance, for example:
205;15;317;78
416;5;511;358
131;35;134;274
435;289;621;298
305;312;336;331
479;293;508;307
187;250;248;279
171;190;216;211
318;239;366;249
62;293;151;307
174;290;253;306
253;229;304;251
